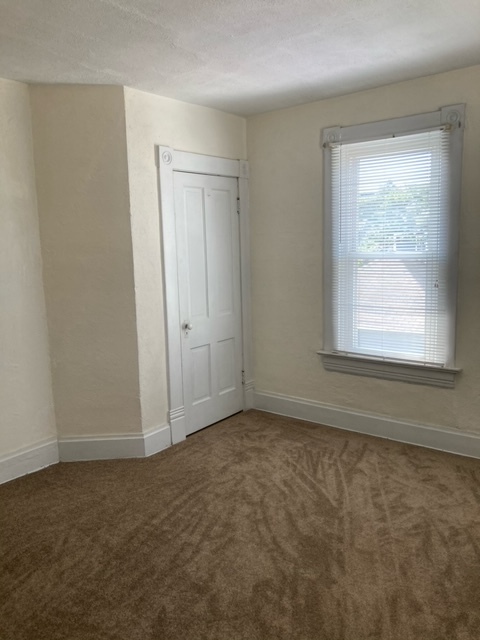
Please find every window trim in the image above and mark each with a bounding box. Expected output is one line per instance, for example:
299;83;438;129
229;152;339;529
317;351;460;388
321;105;465;388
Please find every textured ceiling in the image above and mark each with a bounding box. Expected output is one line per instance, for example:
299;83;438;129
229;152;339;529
1;0;480;115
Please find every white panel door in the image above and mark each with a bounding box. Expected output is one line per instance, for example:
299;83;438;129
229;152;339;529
174;172;243;435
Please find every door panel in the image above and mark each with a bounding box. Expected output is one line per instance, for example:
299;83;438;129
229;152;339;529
191;344;212;405
184;187;209;320
174;172;243;435
217;338;236;394
211;189;235;315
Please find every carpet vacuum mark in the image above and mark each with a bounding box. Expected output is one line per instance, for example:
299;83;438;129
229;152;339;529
1;410;480;639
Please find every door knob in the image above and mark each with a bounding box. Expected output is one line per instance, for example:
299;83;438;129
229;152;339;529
183;321;193;331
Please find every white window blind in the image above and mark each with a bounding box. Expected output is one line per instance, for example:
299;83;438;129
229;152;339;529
330;128;453;366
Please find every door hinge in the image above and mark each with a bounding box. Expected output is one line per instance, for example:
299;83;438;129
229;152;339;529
237;197;240;215
241;370;245;385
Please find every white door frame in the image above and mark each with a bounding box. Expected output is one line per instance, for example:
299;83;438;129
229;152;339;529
157;147;254;445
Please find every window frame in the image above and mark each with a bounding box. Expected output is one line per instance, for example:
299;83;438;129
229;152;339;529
319;105;465;388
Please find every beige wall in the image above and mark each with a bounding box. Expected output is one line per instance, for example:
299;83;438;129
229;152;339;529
0;79;56;455
10;67;478;453
247;65;480;434
124;88;246;431
30;86;142;437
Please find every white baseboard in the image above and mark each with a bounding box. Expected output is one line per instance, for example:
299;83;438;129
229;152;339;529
58;424;171;462
169;407;186;445
0;438;59;485
1;425;172;482
253;390;480;459
144;425;172;457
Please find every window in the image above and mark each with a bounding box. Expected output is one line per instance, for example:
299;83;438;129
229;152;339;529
320;105;465;388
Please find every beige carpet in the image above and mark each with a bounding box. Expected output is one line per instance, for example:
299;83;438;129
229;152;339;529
1;410;480;639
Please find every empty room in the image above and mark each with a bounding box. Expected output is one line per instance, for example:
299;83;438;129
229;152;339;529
1;1;480;638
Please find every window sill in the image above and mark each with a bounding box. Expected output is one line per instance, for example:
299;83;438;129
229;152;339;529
317;351;460;389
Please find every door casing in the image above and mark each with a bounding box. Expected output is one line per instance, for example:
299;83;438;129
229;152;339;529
157;147;253;444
